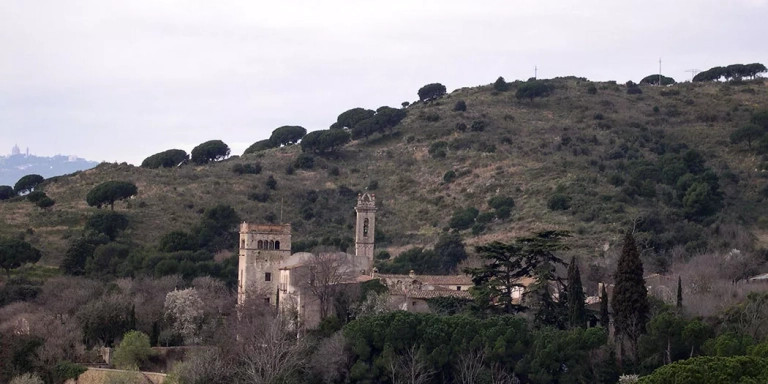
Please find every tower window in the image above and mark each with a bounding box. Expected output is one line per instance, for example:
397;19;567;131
257;240;264;249
363;218;369;237
275;241;280;250
269;240;275;250
265;272;272;281
264;297;270;304
241;239;245;248
456;286;461;291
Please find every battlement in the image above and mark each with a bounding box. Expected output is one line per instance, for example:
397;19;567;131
240;222;291;234
356;193;376;211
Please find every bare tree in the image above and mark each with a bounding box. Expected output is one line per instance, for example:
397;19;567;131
309;332;350;384
490;363;520;384
455;349;485;384
170;347;234;384
298;252;353;320
398;345;434;384
236;315;307;384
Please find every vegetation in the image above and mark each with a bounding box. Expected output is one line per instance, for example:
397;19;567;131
613;231;649;363
269;125;307;147
417;83;447;101
0;238;42;276
191;140;230;164
141;149;188;168
85;181;138;210
14;174;44;195
301;129;351;154
515;80;553;101
112;331;154;370
640;74;676;86
0;185;14;200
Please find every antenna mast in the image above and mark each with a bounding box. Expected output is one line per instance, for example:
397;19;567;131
534;65;538;79
685;69;701;82
658;57;662;86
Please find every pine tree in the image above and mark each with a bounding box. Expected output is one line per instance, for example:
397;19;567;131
676;276;683;309
567;256;586;328
600;284;609;327
611;231;649;363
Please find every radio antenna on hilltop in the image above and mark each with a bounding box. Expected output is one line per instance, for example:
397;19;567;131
686;69;701;82
534;65;538;79
658;58;662;86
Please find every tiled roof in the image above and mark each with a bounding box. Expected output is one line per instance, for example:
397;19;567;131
377;274;474;285
394;290;473;299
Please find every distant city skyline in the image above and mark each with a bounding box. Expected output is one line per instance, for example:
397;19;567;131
2;0;767;165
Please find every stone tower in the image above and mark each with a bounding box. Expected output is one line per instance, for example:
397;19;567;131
238;223;291;306
354;193;376;270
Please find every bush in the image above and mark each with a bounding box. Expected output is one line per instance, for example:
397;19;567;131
470;120;487;132
266;175;277;190
626;81;643;95
191;140;230;164
428;142;448;158
488;195;515;210
243;139;276;155
455;122;467;132
367;180;379;190
547;193;571;210
0;185;14;200
26;190;46;203
453;100;466;111
328;166;340;176
113;331;154;370
159;231;198;252
493;76;509;91
417;83;447;101
36;196;54;209
285;164;294;175
231;163;262;175
85;211;129;240
586;84;598;94
424;112;440;122
496;206;512;219
293;153;315;169
248;191;269;202
515;80;554;101
443;170;457;183
449;207;479;230
608;174;625;186
476;212;495;224
141;149;189;168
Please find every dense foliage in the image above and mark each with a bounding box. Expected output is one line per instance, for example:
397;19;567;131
14;174;44;195
85;181;138;210
417;83;447;101
191;140;230;164
140;149;188;168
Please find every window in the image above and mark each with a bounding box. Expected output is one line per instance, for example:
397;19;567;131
264;297;270;304
363;218;369;237
257;240;263;249
269;240;275;250
275;241;280;250
265;272;272;282
241;239;245;248
456;286;461;291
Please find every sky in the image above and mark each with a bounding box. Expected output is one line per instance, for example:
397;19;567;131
1;0;767;165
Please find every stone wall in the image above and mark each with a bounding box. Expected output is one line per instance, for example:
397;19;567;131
64;368;166;384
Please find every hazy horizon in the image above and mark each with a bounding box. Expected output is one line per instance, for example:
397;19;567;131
2;0;767;165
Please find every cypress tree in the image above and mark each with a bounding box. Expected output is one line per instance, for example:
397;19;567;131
677;276;683;309
600;284;610;327
567;256;586;328
611;231;649;363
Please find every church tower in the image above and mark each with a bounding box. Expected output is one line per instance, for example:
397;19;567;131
354;193;376;270
238;223;291;306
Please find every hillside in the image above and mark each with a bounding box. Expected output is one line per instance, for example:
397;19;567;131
2;77;768;281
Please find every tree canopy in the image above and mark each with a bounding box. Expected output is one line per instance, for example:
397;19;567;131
85;181;138;210
0;185;16;200
417;83;447;101
13;174;44;195
350;106;406;140
493;76;510;91
515;80;554;102
730;124;765;149
0;238;42;276
300;129;351;154
141;149;189;168
85;211;129;240
190;140;230;164
335;108;376;130
243;139;276;155
269;126;307;147
640;74;676;86
694;63;767;82
612;231;649;362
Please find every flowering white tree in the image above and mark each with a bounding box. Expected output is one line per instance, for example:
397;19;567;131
164;288;204;345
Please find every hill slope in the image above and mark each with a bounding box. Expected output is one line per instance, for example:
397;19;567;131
2;77;768;280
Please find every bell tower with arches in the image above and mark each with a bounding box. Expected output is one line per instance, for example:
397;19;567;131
355;193;376;270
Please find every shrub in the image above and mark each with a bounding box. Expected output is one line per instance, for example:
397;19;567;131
608;174;625;186
266;175;277;190
85;211;129;240
493;76;509;91
191;140;230;164
429;141;448;158
449;207;479;230
113;330;154;370
453;100;467;111
639;74;676;85
285;164;294;175
328;166;340;176
231;163;262;175
626;81;643;95
547;193;571;210
443;170;457;183
0;185;14;200
26;190;46;203
159;231;198;252
496;206;512;219
301;129;351;154
515;80;554;101
455;122;467;132
367;180;379;190
417;83;447;101
141;149;189;168
86;181;138;210
248;192;269;202
586;84;598;94
476;212;495;224
375;251;390;260
470;120;487;132
594;113;604;120
294;153;315;169
424;112;440;122
488;196;515;210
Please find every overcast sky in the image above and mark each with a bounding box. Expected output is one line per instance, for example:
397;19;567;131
1;0;767;165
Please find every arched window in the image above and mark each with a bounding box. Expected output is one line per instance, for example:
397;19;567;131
241;239;245;248
275;241;280;250
363;218;369;237
257;240;263;249
269;240;275;250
